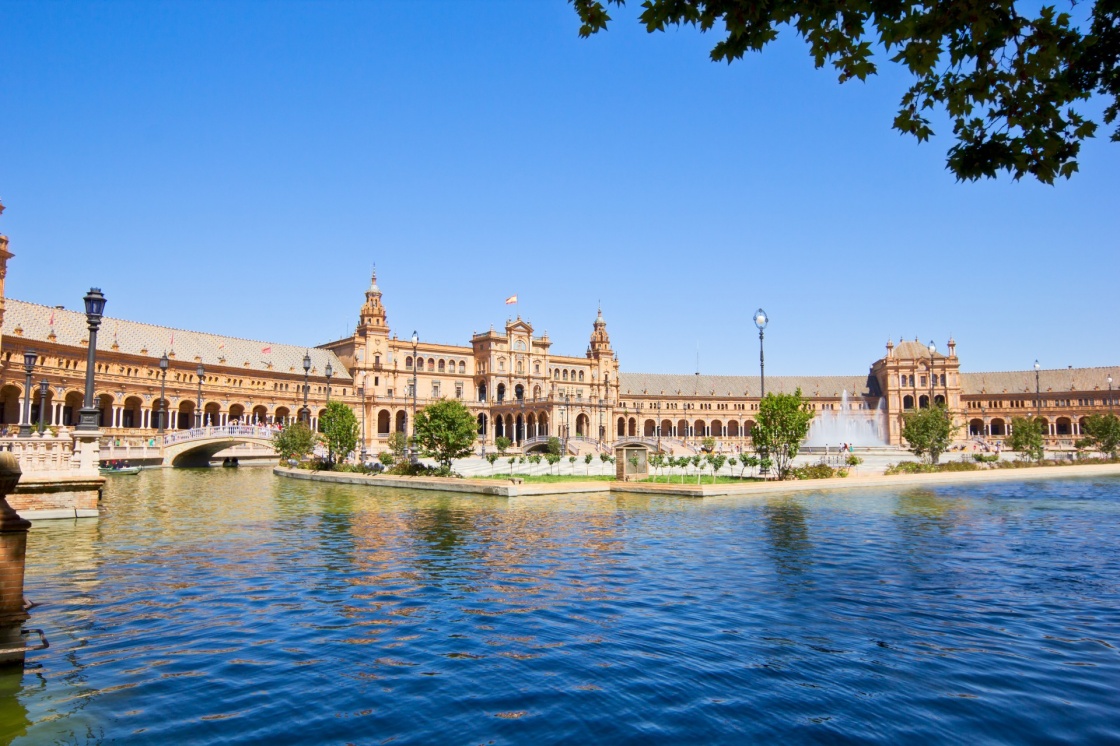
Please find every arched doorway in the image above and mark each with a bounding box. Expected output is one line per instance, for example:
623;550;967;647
0;385;21;426
178;400;195;430
990;418;1006;436
969;418;984;436
204;402;222;427
627;417;636;437
275;406;291;425
229;404;245;424
644;419;655;436
617;417;625;436
395;410;408;433
122;396;143;428
98;394;114;429
477;413;487;436
252;405;268;424
377;409;391;435
64;391;84;426
576;413;589;437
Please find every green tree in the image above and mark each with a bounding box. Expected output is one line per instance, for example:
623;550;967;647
414;398;478;471
709;453;727;483
379;451;395;469
508;456;517;475
486;452;500;473
571;0;1119;183
548;437;563;456
752;389;815;479
1077;413;1120;457
569;455;577;473
900;405;958;464
584;453;594;474
495;436;512;454
546;452;562;474
387;432;409;461
1007;416;1046;461
320;402;359;467
273;421;316;463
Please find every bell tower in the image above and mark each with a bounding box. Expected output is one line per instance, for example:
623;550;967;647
587;306;619;403
0;201;12;370
358;268;388;335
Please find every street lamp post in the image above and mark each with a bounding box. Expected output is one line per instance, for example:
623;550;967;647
656;401;662;452
411;331;419;464
358;384;367;464
753;308;769;476
1108;374;1114;414
158;353;169;432
20;351;37;437
927;340;937;406
76;288;107;432
300;352;311;427
325;361;333;404
195;363;205;428
1034;358;1041;417
37;379;49;435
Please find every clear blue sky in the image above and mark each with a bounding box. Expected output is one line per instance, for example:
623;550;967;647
2;1;1117;377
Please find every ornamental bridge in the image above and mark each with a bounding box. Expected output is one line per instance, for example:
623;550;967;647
160;425;278;467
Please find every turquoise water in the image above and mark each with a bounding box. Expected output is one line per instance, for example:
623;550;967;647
2;469;1119;744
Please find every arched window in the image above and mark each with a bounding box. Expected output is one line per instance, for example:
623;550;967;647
515;384;524;400
553;369;559;380
517;360;524;374
563;370;568;381
903;395;914;409
497;383;506;402
405;356;413;369
428;358;435;370
919;395;930;409
458;361;465;374
438;360;445;372
534;363;540;374
478;383;487;402
578;371;584;381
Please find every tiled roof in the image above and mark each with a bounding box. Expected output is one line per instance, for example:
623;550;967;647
962;366;1114;395
2;298;351;379
619;372;880;398
891;339;946;360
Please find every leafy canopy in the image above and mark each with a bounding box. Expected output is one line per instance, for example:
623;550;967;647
571;0;1120;183
1007;415;1046;461
901;404;958;464
1076;413;1120;457
273;421;316;462
320;401;360;466
414;398;478;470
752;388;815;479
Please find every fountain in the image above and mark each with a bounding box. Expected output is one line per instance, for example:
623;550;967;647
805;390;888;447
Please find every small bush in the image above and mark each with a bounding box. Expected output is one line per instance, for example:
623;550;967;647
790;463;836;480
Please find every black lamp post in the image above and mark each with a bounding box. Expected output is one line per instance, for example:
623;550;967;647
358;384;367;463
299;352;311;427
325;361;333;404
20;351;37;437
76;288;107;432
927;340;937;407
158;353;169;432
195;363;205;428
754;308;769;475
1034;358;1041;418
38;379;49;434
1109;374;1114;414
410;331;419;464
599;398;605;444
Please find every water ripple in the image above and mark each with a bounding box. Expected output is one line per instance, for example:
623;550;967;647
3;470;1119;744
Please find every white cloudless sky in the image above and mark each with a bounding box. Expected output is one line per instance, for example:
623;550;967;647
2;1;1117;377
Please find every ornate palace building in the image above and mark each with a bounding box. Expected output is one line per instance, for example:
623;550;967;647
0;203;1115;458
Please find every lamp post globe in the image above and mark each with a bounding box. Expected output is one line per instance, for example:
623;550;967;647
158;353;169;432
1034;359;1042;417
20;350;37;437
195;363;205;428
76;288;106;432
325;361;333;404
38;379;50;434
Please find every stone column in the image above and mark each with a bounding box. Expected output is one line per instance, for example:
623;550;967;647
0;453;31;667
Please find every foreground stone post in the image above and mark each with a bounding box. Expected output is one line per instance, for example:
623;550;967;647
0;453;31;667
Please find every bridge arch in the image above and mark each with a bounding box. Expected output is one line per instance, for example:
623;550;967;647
162;425;278;467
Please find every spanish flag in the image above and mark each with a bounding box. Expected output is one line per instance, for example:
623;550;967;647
504;295;517;305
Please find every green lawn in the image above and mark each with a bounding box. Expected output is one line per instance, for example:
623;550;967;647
477;473;616;483
642;475;765;484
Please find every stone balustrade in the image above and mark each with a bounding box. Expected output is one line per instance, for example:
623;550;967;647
0;431;77;475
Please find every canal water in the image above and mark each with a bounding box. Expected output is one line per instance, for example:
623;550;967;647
2;469;1119;744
